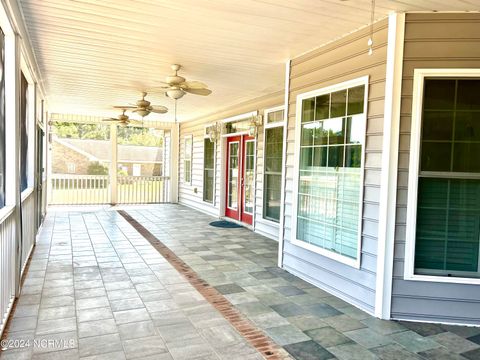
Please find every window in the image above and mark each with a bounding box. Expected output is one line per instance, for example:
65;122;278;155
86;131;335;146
203;138;215;203
293;77;367;267
20;72;29;192
132;164;141;176
263;107;284;222
67;163;76;174
184;135;192;184
407;70;480;282
0;28;4;208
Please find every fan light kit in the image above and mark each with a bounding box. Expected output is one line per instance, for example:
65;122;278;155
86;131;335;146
113;92;168;118
159;64;212;100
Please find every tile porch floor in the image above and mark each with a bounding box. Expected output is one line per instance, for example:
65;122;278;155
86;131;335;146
0;204;479;360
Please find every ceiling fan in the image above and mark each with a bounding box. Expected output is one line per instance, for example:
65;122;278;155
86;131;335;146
158;64;212;100
102;108;142;127
114;92;168;117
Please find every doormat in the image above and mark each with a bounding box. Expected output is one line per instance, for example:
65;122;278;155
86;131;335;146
117;210;289;360
209;220;243;228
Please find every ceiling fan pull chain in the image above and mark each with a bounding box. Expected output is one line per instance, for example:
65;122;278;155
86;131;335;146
368;0;375;56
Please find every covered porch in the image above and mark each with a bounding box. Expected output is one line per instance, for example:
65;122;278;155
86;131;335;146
1;205;479;360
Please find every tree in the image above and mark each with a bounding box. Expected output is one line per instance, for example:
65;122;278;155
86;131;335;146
52;122;109;140
87;162;108;175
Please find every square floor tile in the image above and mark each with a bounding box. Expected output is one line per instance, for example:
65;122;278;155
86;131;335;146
249;271;277;280
305;303;342;318
214;283;245;295
284;340;334;360
389;330;440;353
328;343;377;360
371;343;422;360
265;325;310;345
428;332;480;354
271;302;306;317
305;326;352;348
274;286;306;297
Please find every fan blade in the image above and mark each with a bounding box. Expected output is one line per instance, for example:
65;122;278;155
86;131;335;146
102;118;120;122
150;105;168;114
150;109;167;114
113;105;136;109
181;81;208;90
128;120;143;126
184;88;212;96
154;82;171;88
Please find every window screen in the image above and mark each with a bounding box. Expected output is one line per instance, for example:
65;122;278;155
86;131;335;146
415;78;480;278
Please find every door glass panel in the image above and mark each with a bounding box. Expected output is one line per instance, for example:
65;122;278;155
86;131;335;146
228;142;239;209
244;141;255;214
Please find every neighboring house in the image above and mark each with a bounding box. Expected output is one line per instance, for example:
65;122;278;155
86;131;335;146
52;137;163;176
177;13;480;325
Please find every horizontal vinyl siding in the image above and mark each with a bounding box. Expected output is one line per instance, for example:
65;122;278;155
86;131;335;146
179;118;219;217
178;92;284;228
282;19;389;314
391;13;480;325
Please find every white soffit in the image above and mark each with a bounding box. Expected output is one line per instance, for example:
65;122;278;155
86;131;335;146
18;0;480;121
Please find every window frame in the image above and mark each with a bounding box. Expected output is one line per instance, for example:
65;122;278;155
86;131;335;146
183;134;192;185
262;105;285;224
202;132;216;204
291;76;369;269
404;68;480;285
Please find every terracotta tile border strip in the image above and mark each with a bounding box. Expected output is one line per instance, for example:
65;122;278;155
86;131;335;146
117;210;291;360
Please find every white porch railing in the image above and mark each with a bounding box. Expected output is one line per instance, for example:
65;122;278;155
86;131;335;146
0;208;16;336
21;192;36;275
117;176;169;204
49;174;110;205
49;174;169;205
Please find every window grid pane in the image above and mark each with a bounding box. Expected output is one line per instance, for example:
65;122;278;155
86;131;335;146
184;137;192;183
296;84;365;261
415;78;480;278
264;127;284;222
203;138;215;203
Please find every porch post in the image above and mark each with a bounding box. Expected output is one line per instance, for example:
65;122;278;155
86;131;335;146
110;124;118;204
5;33;22;295
375;13;405;319
169;122;179;203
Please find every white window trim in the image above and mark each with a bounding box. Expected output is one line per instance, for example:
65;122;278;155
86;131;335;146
243;138;256;216
404;68;480;285
20;55;35;195
183;134;192;185
264;105;285;129
291;75;369;269
202;131;216;205
262;105;285;225
226;140;240;212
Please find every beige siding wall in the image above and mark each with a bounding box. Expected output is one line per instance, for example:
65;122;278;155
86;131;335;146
179;92;284;231
391;13;480;324
282;19;389;313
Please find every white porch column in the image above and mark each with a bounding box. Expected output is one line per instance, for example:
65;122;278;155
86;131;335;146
375;13;405;319
110;124;118;205
5;33;21;295
169;122;179;203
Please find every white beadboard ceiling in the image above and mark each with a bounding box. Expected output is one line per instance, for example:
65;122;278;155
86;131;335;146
18;0;480;122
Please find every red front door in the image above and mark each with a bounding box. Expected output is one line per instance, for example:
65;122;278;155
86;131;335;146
225;135;255;225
